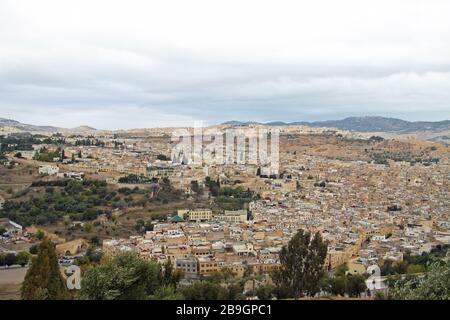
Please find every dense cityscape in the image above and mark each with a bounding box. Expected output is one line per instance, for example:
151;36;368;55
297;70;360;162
1;119;449;300
1;0;450;309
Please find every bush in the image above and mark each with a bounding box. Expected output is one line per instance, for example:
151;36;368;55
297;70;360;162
16;251;32;267
80;252;164;300
388;261;450;300
156;154;170;161
255;285;276;300
29;244;39;255
0;253;17;266
180;281;230;300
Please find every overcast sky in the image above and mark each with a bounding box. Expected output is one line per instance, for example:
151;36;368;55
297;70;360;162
1;0;450;129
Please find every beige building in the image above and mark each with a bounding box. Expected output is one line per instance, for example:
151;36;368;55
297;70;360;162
197;257;220;277
220;210;248;223
187;209;213;222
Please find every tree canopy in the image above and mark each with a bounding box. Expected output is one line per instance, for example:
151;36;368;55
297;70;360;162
80;252;173;300
273;229;328;298
21;237;68;300
388;259;450;300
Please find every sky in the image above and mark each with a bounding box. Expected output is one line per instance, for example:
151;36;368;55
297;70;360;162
0;0;450;129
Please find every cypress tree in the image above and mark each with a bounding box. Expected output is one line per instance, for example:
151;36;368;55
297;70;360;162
21;237;68;300
273;229;328;298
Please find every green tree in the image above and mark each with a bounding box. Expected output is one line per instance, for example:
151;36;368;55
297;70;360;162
273;229;328;298
21;237;68;300
256;285;276;300
322;272;367;298
389;260;450;300
335;263;348;277
190;180;200;194
80;252;162;300
83;222;93;233
225;283;244;300
345;274;367;297
406;264;425;274
0;253;17;266
36;229;45;240
16;251;32;267
134;219;145;233
181;281;229;300
393;260;409;274
148;285;184;300
161;258;184;288
29;244;39;255
156;154;169;161
84;245;102;264
322;274;346;296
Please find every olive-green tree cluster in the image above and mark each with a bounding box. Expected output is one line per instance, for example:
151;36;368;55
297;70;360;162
80;253;183;300
321;264;367;298
180;281;243;300
80;252;249;300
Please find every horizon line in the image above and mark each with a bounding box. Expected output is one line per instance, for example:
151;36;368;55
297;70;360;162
1;114;450;131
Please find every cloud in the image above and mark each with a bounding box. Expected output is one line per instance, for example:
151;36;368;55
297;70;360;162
0;0;450;128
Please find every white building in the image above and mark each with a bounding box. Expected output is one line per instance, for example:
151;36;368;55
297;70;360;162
232;243;255;256
16;150;35;160
0;219;23;235
39;165;59;175
56;171;84;180
372;235;386;241
260;165;279;177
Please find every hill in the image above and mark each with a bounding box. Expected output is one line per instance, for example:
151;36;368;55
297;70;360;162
224;116;450;133
0;118;62;132
0;118;97;133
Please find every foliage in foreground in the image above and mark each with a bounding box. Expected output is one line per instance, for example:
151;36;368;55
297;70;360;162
273;229;328;298
80;253;179;300
21;237;68;300
387;259;450;300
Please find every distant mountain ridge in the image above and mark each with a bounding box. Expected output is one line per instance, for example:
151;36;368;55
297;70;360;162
1;116;449;133
0;118;97;133
224;116;450;133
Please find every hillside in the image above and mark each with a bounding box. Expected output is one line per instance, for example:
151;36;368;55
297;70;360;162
225;116;450;133
0;118;96;133
0;118;62;132
2;116;449;134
